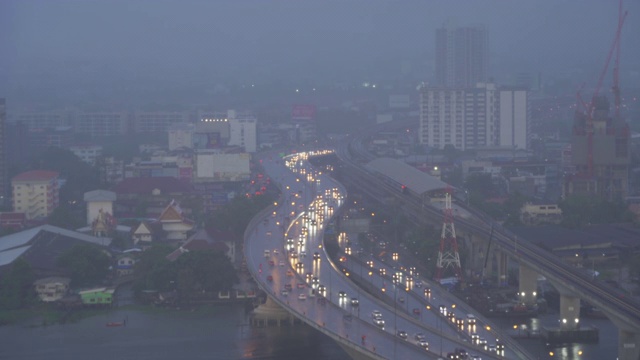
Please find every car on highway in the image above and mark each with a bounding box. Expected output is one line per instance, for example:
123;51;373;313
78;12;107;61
313;252;320;260
281;290;288;296
286;269;294;277
412;308;421;315
371;310;382;318
279;261;285;266
396;330;408;340
467;313;477;325
373;317;385;328
417;339;429;350
455;348;469;359
268;260;275;266
317;285;326;297
298;293;307;301
338;291;347;299
350;297;359;307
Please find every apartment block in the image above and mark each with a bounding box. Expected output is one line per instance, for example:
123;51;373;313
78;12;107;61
12;170;60;220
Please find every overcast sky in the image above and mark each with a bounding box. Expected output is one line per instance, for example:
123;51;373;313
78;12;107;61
1;0;638;106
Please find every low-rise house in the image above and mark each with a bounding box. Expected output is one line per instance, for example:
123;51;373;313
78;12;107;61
78;287;115;306
0;212;27;231
158;200;194;243
131;221;160;249
34;277;70;302
166;227;237;263
520;203;562;225
115;253;136;276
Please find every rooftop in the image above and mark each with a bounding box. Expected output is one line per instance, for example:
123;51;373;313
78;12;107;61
366;157;450;196
84;189;117;202
114;177;193;195
12;170;59;182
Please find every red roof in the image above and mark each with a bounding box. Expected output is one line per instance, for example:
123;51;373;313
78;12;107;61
12;170;59;182
0;212;27;221
114;177;193;195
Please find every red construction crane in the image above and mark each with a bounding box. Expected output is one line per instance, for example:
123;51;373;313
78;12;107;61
575;0;627;177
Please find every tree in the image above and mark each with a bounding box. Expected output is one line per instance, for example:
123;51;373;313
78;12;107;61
30;147;102;205
464;173;495;201
57;244;111;288
47;204;85;230
0;258;37;310
206;193;275;238
559;195;633;228
176;250;238;293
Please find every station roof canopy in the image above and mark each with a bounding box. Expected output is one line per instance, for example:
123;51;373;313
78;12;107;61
365;157;450;196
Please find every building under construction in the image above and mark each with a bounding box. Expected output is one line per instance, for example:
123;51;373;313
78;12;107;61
567;95;630;201
564;2;630;202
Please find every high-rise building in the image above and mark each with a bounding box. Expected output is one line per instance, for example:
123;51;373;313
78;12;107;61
419;83;528;151
134;111;189;134
566;95;630;200
12;170;60;220
228;110;257;153
75;112;129;137
0;98;5;206
11;110;71;130
435;22;488;87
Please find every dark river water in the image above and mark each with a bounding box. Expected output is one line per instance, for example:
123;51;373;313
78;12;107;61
0;304;618;360
0;305;349;360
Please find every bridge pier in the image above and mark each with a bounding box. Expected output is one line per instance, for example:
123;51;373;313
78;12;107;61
518;265;538;308
618;328;640;360
251;296;297;327
496;249;509;286
559;294;580;330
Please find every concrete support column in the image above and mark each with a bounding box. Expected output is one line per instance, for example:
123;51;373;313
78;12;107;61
559;294;580;330
518;265;538;308
496;250;508;286
618;329;640;360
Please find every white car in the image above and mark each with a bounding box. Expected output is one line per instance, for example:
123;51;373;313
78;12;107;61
373;318;385;327
298;293;307;301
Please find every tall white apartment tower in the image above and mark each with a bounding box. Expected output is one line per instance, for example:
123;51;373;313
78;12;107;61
419;83;528;151
498;88;529;149
227;110;257;153
435;21;488;88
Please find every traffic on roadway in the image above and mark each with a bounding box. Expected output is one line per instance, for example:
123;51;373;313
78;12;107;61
243;149;516;360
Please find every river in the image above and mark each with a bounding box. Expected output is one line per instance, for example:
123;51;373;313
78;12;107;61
0;304;619;360
0;304;349;360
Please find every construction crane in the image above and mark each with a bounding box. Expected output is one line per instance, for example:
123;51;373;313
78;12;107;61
575;0;627;177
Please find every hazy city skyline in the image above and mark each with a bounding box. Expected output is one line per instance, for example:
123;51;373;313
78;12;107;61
2;0;639;108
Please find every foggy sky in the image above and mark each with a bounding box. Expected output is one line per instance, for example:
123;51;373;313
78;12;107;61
1;0;639;107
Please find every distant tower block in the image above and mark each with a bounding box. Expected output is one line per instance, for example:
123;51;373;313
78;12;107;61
435;191;463;281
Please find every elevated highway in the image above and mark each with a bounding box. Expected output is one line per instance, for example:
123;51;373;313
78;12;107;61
244;150;516;359
333;127;640;359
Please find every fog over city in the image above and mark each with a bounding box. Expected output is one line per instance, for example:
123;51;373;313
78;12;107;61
1;0;639;108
